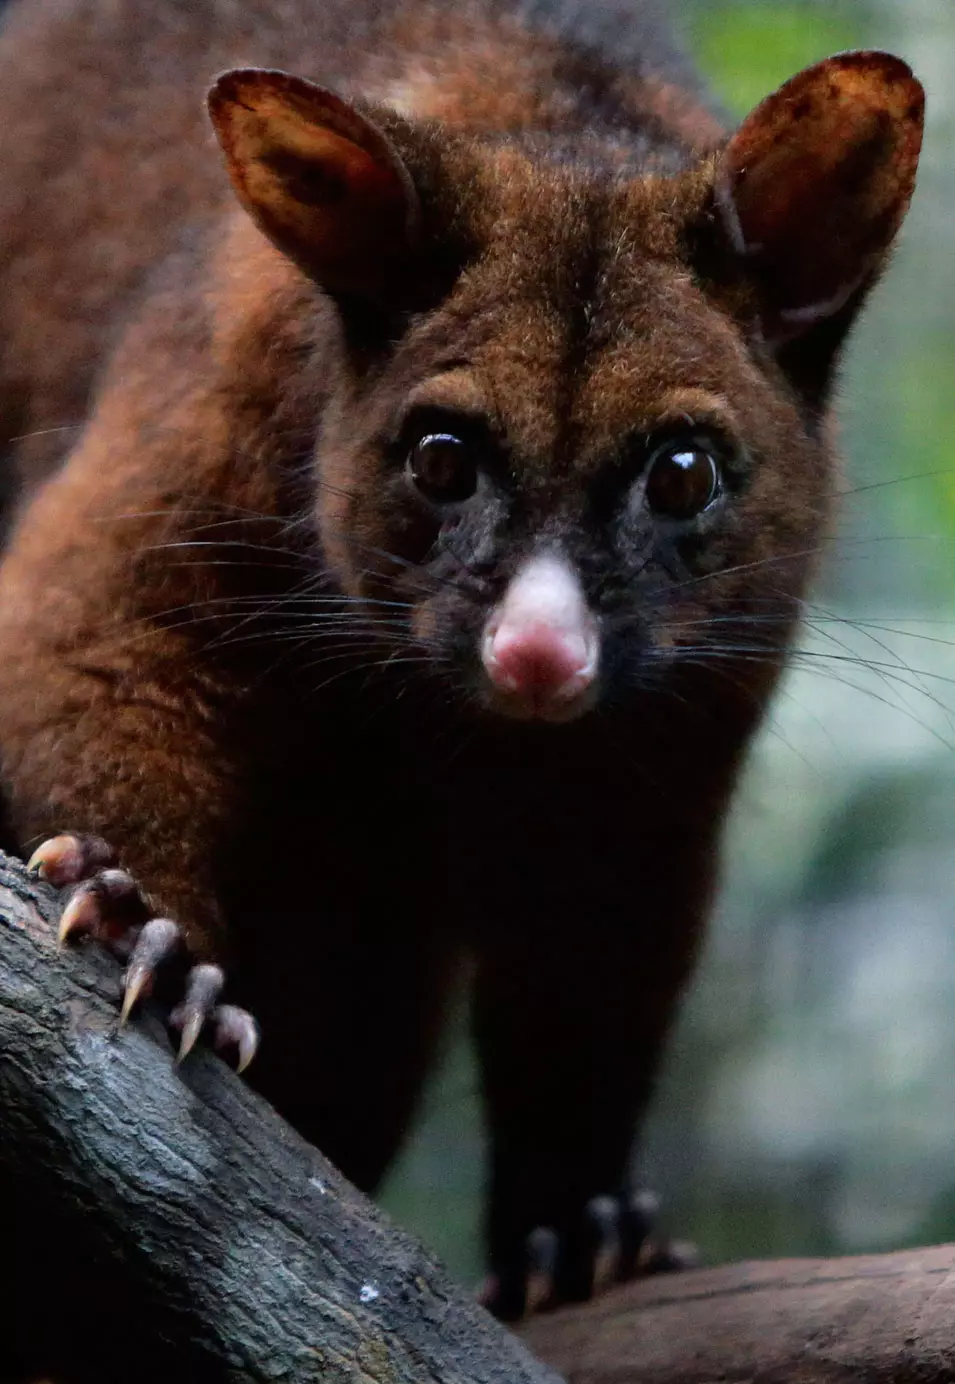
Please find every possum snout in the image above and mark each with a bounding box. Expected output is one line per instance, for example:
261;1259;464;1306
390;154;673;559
481;552;599;723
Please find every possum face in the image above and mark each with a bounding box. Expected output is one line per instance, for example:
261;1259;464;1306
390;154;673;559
208;55;922;722
318;247;827;724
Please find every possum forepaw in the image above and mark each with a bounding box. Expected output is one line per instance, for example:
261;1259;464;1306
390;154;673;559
29;832;259;1071
480;1189;697;1321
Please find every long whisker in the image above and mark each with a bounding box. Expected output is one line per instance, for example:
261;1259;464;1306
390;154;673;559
6;422;85;444
834;466;955;500
661;642;955;751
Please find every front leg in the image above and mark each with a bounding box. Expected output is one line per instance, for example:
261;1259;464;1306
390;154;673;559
0;622;257;1063
0;387;275;1063
473;904;705;1320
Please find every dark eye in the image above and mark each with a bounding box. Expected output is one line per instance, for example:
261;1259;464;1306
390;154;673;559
645;442;720;520
406;433;477;504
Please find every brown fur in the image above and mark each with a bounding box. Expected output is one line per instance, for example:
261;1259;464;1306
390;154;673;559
0;0;922;1332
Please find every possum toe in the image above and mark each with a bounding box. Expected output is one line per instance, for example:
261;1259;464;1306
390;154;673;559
209;1003;260;1073
57;867;151;952
29;832;118;888
120;915;185;1020
481;1188;696;1321
168;967;259;1070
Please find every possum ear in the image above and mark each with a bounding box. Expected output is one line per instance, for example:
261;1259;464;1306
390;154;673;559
208;68;420;303
715;51;924;344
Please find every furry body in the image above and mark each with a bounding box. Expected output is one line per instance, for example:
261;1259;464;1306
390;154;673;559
0;0;922;1323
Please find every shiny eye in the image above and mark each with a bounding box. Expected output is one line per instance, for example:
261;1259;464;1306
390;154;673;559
406;433;477;504
645;442;721;520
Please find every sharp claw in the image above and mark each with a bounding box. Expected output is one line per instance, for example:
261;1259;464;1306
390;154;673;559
30;834;82;886
525;1269;551;1316
212;1005;260;1073
235;1023;259;1074
526;1226;557;1313
171;964;224;1063
586;1194;622;1292
176;1010;205;1063
27;845;50;877
120;963;151;1024
28;833;117;887
57;889;98;945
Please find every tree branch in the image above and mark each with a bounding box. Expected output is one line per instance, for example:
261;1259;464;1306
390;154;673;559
0;850;562;1384
4;846;955;1384
522;1204;955;1382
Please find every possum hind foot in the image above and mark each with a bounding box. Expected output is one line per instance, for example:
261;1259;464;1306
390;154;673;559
480;1190;697;1321
28;832;259;1071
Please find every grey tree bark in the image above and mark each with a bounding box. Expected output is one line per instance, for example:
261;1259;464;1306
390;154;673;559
0;850;562;1384
4;846;955;1384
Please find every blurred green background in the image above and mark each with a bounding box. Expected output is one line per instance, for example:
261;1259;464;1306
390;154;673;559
382;0;955;1285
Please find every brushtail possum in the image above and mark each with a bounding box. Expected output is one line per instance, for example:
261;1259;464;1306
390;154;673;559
0;0;923;1320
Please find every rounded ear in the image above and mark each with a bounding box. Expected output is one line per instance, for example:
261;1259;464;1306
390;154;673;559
207;68;420;303
715;51;924;344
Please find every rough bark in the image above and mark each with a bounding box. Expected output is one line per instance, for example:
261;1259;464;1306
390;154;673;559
0;850;562;1384
4;845;955;1384
522;1243;955;1383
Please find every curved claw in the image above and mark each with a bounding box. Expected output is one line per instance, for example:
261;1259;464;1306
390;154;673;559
56;868;150;959
29;835;81;884
587;1194;623;1294
57;888;101;945
171;963;224;1062
526;1226;558;1314
120;965;150;1024
213;1004;260;1073
120;916;182;1023
29;833;116;888
177;1011;205;1062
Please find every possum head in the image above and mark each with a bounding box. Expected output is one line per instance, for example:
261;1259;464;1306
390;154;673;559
209;56;923;724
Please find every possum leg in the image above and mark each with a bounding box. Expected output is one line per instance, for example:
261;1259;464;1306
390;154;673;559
473;917;700;1320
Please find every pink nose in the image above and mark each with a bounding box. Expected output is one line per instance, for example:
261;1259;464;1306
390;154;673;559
486;624;591;699
480;552;599;721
